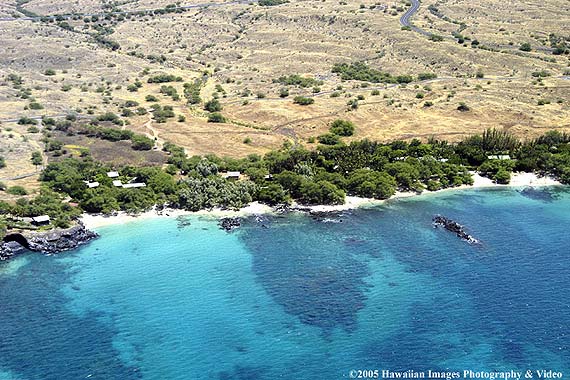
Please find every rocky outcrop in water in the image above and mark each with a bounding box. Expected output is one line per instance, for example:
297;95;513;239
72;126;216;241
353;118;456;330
219;217;241;232
433;215;479;244
0;223;98;260
26;223;99;254
0;243;15;261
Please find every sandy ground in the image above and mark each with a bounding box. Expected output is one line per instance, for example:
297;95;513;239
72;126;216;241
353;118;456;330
80;172;563;229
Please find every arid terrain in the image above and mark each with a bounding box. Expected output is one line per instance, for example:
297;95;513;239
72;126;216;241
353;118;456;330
1;0;569;197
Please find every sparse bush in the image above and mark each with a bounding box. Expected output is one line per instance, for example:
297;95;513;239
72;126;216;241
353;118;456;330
7;185;28;195
417;73;437;81
519;42;532;52
457;102;470;112
429;34;444;42
293;96;314;105
208;112;226;123
18;117;37;125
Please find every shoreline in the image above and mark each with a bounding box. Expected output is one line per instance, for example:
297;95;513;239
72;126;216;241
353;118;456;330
80;172;563;229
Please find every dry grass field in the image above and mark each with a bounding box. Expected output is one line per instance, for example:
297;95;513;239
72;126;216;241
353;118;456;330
1;0;569;197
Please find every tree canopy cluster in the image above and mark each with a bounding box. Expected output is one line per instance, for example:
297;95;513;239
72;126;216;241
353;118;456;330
2;128;570;230
332;62;414;84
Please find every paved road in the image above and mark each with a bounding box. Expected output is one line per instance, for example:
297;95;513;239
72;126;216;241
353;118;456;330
398;0;555;54
399;0;430;36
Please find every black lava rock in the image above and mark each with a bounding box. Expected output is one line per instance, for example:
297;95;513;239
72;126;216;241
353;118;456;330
219;217;241;232
433;215;479;244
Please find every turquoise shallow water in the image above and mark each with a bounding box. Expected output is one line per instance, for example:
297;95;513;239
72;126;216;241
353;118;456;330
0;187;569;380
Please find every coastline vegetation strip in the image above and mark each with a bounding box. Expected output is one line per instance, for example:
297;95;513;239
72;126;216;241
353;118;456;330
1;128;570;237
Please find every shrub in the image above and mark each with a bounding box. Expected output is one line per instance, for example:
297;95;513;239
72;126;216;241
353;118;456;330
204;99;222;112
494;168;511;184
0;157;5;168
131;134;154;150
457;102;470;112
152;105;175;123
18;117;37;125
147;74;183;83
429;34;444;42
519;42;532;52
7;186;27;195
329;119;355;136
293;96;314;105
274;74;322;88
44;69;56;76
258;0;288;5
124;100;139;108
317;133;341;145
208;112;226;123
417;73;437;81
29;102;43;110
333;62;413;84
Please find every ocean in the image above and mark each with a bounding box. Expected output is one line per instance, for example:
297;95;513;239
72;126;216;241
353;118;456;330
0;187;569;380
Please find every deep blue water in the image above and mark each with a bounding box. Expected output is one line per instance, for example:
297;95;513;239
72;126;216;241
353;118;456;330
0;187;569;380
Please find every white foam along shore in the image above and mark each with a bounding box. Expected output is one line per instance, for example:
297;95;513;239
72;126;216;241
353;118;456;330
80;172;562;229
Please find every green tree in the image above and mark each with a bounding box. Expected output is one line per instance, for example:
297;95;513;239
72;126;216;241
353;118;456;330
31;151;43;169
204;99;222;112
494;168;511;184
131;135;154;150
257;183;289;205
329;119;356;136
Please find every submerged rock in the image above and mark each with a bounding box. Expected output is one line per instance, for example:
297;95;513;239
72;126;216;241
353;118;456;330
219;217;241;232
518;187;557;203
432;215;479;244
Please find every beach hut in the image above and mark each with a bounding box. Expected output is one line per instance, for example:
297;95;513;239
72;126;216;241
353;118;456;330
31;215;50;226
112;180;123;187
222;171;241;180
487;155;511;160
107;171;120;178
122;183;146;188
86;181;100;188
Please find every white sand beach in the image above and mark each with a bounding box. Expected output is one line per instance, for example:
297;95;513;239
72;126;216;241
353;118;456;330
81;172;563;229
